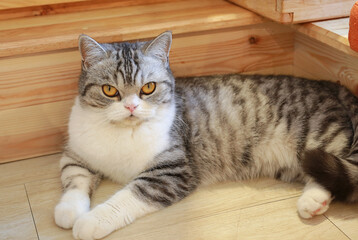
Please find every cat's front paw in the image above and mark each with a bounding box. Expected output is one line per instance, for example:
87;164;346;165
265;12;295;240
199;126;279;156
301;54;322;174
73;204;116;240
55;190;90;229
55;202;84;229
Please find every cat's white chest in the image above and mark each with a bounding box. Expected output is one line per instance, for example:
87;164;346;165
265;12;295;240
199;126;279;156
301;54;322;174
67;100;172;183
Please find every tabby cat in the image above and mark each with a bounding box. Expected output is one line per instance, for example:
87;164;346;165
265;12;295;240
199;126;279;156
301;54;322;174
54;31;358;240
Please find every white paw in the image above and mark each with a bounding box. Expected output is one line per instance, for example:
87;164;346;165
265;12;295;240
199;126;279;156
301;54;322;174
55;202;84;229
55;190;90;229
297;189;331;219
73;205;116;240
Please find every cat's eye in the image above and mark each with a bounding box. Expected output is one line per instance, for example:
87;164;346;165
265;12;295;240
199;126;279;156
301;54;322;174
102;85;119;97
141;82;156;95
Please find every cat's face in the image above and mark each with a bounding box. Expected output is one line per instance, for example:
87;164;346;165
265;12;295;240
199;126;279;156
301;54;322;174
77;32;174;127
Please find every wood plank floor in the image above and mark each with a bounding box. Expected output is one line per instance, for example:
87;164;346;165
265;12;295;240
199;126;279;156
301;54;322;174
1;153;357;240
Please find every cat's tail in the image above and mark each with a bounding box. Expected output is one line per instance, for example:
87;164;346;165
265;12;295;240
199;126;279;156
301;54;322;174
302;149;358;202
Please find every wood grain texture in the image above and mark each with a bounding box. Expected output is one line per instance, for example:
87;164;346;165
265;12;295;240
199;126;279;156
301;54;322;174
280;0;355;23
0;23;294;163
325;202;358;240
0;0;265;57
0;153;61;188
0;185;38;240
293;18;358;56
25;177;301;240
228;0;354;23
228;0;293;23
0;100;73;162
294;33;358;96
0;0;174;21
0;0;89;10
237;198;349;240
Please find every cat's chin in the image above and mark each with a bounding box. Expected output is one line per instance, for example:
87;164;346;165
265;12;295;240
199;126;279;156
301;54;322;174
110;116;146;128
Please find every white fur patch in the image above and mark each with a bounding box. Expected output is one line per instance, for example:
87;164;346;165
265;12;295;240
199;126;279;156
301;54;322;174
67;98;175;183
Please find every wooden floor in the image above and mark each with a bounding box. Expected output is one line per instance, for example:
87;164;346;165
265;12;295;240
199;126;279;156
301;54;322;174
0;154;357;240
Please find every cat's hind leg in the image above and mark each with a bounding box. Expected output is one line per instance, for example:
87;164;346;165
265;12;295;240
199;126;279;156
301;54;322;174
55;152;101;229
297;181;332;218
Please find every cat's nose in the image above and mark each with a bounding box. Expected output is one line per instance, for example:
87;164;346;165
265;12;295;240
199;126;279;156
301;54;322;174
124;104;138;113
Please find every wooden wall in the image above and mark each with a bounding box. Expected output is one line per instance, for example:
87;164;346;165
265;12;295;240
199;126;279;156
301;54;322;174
293;33;358;96
228;0;355;23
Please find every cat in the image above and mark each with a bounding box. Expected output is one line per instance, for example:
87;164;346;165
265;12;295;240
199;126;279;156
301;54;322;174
54;31;358;240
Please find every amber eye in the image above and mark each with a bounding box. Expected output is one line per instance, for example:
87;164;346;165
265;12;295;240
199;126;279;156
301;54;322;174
141;82;156;95
102;85;118;97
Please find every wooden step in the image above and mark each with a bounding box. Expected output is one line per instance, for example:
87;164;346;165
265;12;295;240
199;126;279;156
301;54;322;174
0;0;175;21
0;0;265;57
0;0;295;163
228;0;355;23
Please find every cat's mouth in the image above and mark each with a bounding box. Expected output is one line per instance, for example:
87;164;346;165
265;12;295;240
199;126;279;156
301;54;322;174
109;114;144;127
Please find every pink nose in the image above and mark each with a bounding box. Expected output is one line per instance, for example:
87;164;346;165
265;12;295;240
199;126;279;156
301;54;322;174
124;104;138;113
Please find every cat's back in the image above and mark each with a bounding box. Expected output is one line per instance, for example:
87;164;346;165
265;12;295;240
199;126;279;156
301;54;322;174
175;74;356;120
173;74;358;182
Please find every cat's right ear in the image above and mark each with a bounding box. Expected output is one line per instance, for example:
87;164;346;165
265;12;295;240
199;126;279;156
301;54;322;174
78;34;106;69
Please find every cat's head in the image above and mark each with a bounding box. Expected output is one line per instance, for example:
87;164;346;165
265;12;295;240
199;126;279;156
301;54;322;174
77;31;175;127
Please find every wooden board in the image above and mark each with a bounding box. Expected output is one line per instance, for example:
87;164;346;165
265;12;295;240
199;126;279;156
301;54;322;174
0;0;89;10
0;23;294;163
0;185;38;240
0;0;174;21
0;0;265;57
0;153;61;188
294;32;358;95
228;0;355;23
293;18;358;56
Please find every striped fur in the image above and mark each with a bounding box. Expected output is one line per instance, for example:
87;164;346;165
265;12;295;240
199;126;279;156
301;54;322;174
55;31;358;239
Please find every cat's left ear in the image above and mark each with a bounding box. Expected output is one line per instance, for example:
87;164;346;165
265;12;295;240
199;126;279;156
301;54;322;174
143;31;172;65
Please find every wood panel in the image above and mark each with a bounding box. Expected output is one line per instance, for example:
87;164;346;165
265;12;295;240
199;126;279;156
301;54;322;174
0;153;61;188
280;0;355;23
293;18;356;56
228;0;293;23
324;202;358;240
0;24;294;163
0;0;89;10
0;0;174;21
294;33;358;96
237;198;348;240
0;185;38;240
228;0;355;23
0;0;265;57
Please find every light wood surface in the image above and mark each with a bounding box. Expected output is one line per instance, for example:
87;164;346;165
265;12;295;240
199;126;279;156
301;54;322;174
325;202;358;240
0;0;174;21
0;0;265;57
0;153;356;240
293;33;358;96
229;0;355;23
0;185;38;240
0;0;89;10
0;153;61;188
0;22;294;163
228;0;293;23
294;18;357;56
